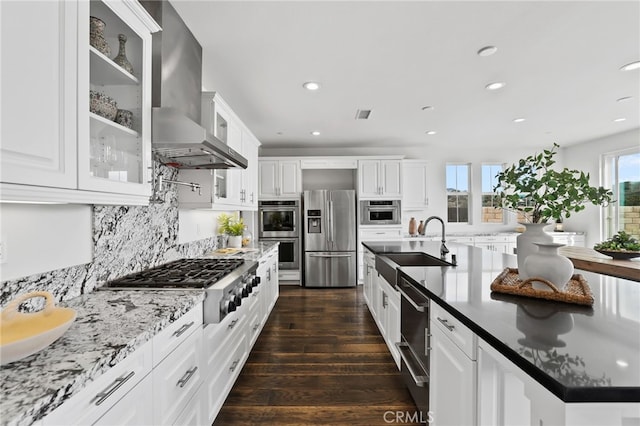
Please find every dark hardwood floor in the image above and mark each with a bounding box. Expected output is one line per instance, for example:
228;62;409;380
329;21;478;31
213;285;420;425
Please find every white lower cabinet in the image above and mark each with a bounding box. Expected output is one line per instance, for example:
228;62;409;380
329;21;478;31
204;325;248;424
43;340;153;426
365;266;400;370
363;248;376;307
429;320;477;426
478;339;564;426
173;387;207;426
378;276;401;369
93;373;153;426
152;325;204;426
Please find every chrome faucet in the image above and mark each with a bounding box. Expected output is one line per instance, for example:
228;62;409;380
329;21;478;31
424;216;450;259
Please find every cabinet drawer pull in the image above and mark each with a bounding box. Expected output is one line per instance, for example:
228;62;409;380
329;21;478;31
253;323;260;331
93;371;135;406
176;366;198;388
172;321;195;338
229;359;240;373
437;317;455;331
228;319;239;329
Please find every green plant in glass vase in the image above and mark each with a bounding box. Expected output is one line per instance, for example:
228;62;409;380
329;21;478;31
493;143;613;223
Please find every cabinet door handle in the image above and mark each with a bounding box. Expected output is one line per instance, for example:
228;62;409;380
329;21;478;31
253;323;260;331
176;366;198;388
172;321;195;338
93;371;135;406
228;319;239;329
229;359;240;373
437;317;455;331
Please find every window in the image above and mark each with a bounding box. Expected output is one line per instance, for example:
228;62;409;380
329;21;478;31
481;164;504;223
446;164;470;223
603;150;640;240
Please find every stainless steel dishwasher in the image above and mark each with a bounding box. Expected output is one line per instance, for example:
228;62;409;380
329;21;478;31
396;276;431;422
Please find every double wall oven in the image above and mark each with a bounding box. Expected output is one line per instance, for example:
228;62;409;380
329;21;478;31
258;200;300;271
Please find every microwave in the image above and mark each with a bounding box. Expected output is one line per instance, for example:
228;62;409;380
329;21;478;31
360;200;401;225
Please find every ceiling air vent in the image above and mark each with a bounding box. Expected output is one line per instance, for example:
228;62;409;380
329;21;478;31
355;109;372;120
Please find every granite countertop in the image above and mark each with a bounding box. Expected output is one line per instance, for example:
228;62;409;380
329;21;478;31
204;241;278;262
0;290;204;425
362;240;640;403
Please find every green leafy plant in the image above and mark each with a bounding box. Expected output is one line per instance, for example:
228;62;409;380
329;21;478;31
493;143;614;223
594;231;640;252
217;213;245;236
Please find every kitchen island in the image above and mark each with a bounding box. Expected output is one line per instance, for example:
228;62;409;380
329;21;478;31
363;240;640;424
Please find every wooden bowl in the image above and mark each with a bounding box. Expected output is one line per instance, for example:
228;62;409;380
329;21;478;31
0;291;76;365
595;249;640;260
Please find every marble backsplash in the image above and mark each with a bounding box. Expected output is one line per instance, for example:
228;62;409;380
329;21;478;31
0;164;217;308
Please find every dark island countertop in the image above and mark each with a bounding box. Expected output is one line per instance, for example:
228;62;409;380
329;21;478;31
362;240;640;403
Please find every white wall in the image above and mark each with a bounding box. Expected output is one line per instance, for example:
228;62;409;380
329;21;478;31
562;128;640;247
0;204;93;281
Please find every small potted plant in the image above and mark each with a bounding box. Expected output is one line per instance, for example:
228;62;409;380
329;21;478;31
217;213;245;248
493;143;613;278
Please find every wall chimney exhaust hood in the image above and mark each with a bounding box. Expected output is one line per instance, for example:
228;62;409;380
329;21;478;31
141;0;247;169
152;108;247;169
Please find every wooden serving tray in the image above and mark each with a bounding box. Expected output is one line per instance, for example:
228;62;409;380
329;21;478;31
490;268;594;306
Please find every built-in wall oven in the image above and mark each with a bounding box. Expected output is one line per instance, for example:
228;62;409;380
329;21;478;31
360;200;401;225
259;200;300;270
396;276;431;422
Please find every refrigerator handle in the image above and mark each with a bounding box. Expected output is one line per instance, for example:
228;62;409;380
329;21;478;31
329;199;335;243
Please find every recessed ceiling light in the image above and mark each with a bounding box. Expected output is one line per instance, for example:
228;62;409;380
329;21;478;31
302;81;321;91
310;131;320;136
485;81;506;91
617;96;633;102
613;118;627;122
513;118;526;123
477;46;498;57
425;131;437;135
421;106;434;111
617;359;629;368
620;61;640;71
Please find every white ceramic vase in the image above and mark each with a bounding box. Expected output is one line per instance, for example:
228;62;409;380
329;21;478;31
523;242;574;291
227;235;242;248
517;223;554;279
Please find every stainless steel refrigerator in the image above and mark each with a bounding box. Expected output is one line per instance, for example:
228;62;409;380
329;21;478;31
303;190;357;287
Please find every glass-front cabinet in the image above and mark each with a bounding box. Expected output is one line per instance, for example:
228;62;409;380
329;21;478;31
79;0;159;202
0;0;159;205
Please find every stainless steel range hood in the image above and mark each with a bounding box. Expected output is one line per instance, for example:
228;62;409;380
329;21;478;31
152;108;247;169
141;0;247;169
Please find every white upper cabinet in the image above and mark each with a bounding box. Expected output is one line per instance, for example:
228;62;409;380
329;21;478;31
178;92;260;210
1;1;78;190
258;159;301;199
358;159;402;199
1;0;160;205
402;160;429;209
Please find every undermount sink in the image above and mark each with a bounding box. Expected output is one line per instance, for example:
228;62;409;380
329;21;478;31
374;252;454;287
383;252;452;267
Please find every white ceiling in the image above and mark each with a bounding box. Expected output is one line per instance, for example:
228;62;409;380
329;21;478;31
171;0;640;151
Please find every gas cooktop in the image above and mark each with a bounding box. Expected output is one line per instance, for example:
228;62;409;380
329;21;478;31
105;258;246;289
